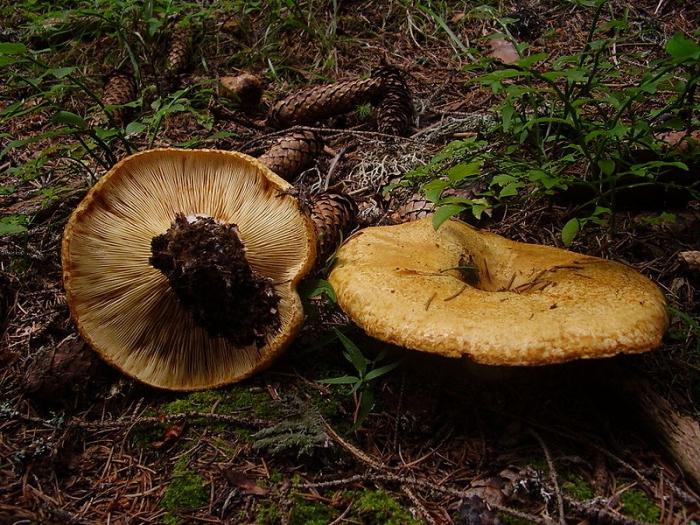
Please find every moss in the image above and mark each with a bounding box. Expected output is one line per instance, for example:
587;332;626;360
289;497;336;525
163;390;222;414
620;488;661;523
269;470;284;483
228;385;282;418
129;424;164;448
354;489;420;525
256;502;282;525
561;474;594;501
161;457;208;517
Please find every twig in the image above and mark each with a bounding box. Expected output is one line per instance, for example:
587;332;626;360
3;409;268;431
322;419;385;470
328;502;353;525
531;429;566;525
299;473;557;525
564;496;658;525
403;486;436;525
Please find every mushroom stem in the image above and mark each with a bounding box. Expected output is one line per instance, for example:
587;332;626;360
149;213;281;347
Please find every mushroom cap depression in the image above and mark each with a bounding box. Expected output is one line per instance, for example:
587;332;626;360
62;149;316;390
329;218;668;366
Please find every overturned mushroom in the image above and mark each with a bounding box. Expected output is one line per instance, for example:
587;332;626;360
329;218;667;365
62;149;315;390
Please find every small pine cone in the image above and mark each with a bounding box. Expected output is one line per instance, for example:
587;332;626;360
100;72;136;127
310;192;358;267
268;77;383;128
165;25;192;77
391;193;435;223
258;130;323;181
374;66;413;136
391;185;486;223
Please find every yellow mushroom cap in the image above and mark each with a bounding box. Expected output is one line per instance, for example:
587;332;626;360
329;218;668;365
62;149;315;390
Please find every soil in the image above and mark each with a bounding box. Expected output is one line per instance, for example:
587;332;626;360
150;214;281;348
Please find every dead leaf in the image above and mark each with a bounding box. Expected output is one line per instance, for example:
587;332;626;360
488;38;519;64
656;130;700;152
152;421;185;449
223;469;269;496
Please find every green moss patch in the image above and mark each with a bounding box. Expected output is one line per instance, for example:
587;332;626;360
161;458;208;518
257;501;282;525
354;489;420;525
561;474;594;501
289;497;336;525
620;488;661;523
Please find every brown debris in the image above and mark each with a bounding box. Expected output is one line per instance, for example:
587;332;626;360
267;77;383;128
374;66;413;136
309;192;358;268
679;251;700;273
150;214;281;348
23;338;105;402
219;73;263;110
258;130;324;181
487;38;519;64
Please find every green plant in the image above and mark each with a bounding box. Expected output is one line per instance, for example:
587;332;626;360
319;329;400;429
403;3;700;242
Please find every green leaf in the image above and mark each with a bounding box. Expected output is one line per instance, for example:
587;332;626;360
49;66;75;79
0;42;27;55
432;204;464;229
353;389;374;430
365;361;401;381
125;121;147;136
0;216;28;236
491;174;517;186
515;53;548;68
299;279;336;303
421;179;449;202
499;182;520;197
561;218;580;247
0;185;16;196
666;32;700;60
446;160;482;182
334;329;367;376
53;111;87;130
597;158;615;176
318;376;360;385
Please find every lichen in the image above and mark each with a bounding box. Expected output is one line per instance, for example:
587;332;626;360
354;489;420;525
620;488;661;523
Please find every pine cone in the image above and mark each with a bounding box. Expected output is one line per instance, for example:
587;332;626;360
99;72;136;127
391;193;435;223
374;66;413;136
258;130;323;181
310;192;358;268
165;25;192;77
268;77;383;128
391;187;480;223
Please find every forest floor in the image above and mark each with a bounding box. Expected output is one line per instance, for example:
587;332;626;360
1;1;700;524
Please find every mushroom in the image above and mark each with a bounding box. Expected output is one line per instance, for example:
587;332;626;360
62;149;315;390
328;217;668;365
